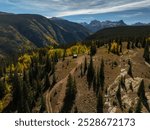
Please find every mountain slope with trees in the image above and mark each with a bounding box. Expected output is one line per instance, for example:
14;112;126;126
0;13;90;57
85;26;150;44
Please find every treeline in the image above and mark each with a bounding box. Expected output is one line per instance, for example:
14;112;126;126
85;26;150;45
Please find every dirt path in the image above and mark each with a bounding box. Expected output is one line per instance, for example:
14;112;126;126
45;56;84;113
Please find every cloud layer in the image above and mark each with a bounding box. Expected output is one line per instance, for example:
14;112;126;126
0;0;149;17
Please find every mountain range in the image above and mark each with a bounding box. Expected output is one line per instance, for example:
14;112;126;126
0;13;90;57
81;20;150;33
81;20;126;32
0;11;150;58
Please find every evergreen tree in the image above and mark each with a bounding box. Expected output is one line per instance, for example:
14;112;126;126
17;78;24;113
131;42;135;49
62;49;66;61
0;67;3;77
99;58;105;91
11;70;20;111
135;98;142;113
74;106;78;113
93;73;97;93
90;45;97;56
137;80;150;112
45;55;51;73
23;85;30;112
43;73;51;91
143;40;150;63
108;43;111;53
127;41;131;49
84;57;87;74
50;62;55;76
0;80;5;99
87;56;94;87
97;90;104;113
142;38;146;48
61;75;77;113
52;72;56;86
54;52;58;63
40;95;46;112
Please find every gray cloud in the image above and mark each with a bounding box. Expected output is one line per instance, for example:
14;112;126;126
3;0;150;16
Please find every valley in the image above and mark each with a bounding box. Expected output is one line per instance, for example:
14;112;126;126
0;12;150;113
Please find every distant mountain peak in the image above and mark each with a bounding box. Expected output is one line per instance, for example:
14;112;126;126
118;20;125;24
132;22;147;26
81;19;126;32
90;20;101;24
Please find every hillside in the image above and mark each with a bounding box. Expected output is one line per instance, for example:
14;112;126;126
50;17;91;43
85;26;150;43
1;40;150;113
0;13;90;57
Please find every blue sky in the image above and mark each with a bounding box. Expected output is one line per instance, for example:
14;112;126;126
0;0;150;24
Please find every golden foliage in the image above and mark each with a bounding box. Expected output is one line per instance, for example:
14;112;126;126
111;41;118;52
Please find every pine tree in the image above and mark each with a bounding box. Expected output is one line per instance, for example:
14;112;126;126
90;45;97;56
0;67;3;77
93;73;97;93
135;98;142;113
22;80;31;112
62;49;66;61
127;41;131;49
99;58;105;91
131;42;135;49
50;62;55;75
143;40;150;63
97;90;104;113
12;70;20;111
40;95;46;112
96;69;100;96
0;80;5;99
137;80;150;112
44;73;51;91
84;57;87;75
87;56;94;87
108;43;111;53
52;72;56;86
54;52;58;63
17;78;24;113
61;75;77;112
74;106;78;113
45;55;51;73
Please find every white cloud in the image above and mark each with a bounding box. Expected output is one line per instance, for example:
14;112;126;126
1;0;150;16
57;0;150;16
